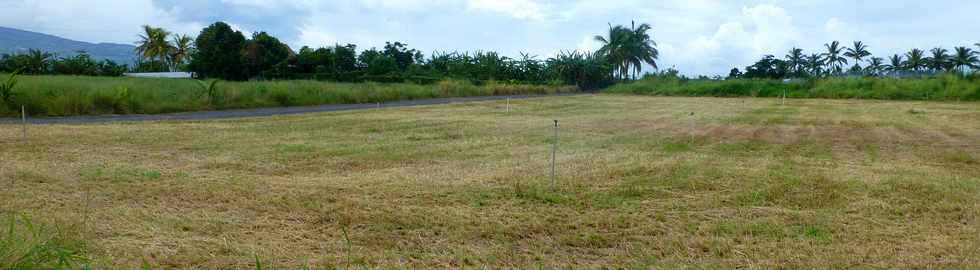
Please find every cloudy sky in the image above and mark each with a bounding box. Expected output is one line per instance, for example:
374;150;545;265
3;0;979;76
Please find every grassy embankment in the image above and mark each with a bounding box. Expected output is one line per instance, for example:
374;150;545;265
607;75;980;101
1;95;978;269
0;74;577;117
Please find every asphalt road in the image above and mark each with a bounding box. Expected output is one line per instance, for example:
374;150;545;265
0;93;581;125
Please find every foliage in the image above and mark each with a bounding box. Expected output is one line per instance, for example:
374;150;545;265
135;25;172;72
735;40;980;80
594;21;660;80
190;22;247;80
0;74;577;116
607;75;980;101
546;51;614;90
242;32;291;79
1;51;128;77
0;69;19;109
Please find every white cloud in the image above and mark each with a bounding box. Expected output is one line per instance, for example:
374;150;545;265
675;4;806;75
576;35;600;52
466;0;546;20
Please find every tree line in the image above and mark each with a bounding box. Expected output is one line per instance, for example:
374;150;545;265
0;49;128;76
122;21;659;90
731;41;980;79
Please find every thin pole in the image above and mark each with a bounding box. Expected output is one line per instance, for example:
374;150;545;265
689;112;695;144
506;98;510;113
551;120;558;189
377;102;381;109
782;89;786;106
21;105;27;142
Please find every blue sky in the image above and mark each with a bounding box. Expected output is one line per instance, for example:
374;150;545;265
2;0;979;76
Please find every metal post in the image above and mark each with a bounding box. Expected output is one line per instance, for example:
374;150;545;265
506;98;510;113
377;102;381;109
551;120;558;189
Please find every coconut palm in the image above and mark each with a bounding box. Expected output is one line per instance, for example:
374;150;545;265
904;49;926;71
170;34;194;71
594;21;659;80
805;53;824;77
927;47;951;72
952;46;978;74
843;41;871;71
885;54;904;75
865;57;884;76
785;47;805;76
823;41;848;75
135;25;173;69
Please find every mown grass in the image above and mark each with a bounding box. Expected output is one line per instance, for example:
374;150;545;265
1;95;978;269
607;75;980;101
0;74;577;117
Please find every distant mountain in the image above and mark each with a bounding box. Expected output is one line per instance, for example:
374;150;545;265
0;26;137;65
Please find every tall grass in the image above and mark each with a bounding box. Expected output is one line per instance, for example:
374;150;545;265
0;74;578;117
0;214;88;269
606;75;980;101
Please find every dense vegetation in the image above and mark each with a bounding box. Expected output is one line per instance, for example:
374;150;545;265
0;49;128;77
0;74;575;117
0;21;666;91
732;41;980;79
608;73;980;101
181;21;643;89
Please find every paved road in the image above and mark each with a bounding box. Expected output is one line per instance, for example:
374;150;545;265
0;94;581;125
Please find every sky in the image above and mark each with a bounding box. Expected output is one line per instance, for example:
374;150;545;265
2;0;979;76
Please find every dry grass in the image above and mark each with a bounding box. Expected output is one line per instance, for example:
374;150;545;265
1;95;979;269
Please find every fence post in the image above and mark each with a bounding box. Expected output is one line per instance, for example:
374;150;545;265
689;112;696;143
21;105;27;142
551;120;558;190
782;89;786;106
506;98;510;113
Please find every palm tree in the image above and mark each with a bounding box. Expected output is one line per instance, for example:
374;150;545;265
135;25;173;70
624;22;660;79
927;47;951;72
24;49;53;75
904;49;926;72
823;41;848;75
594;21;659;80
805;53;824;77
952;46;978;74
885;54;904;75
785;47;805;77
865;57;884;76
170;34;194;71
843;41;871;72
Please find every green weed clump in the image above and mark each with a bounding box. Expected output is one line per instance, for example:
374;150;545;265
0;74;578;117
606;75;980;101
0;214;89;269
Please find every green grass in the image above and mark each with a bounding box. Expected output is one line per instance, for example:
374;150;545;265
607;75;980;101
0;74;577;117
1;95;978;268
0;214;89;269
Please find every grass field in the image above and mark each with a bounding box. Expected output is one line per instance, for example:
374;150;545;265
0;74;576;117
1;95;979;269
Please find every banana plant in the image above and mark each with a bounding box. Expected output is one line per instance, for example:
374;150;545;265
1;69;22;107
196;79;220;106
